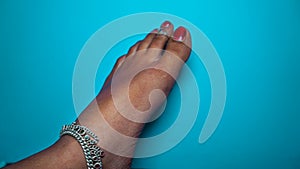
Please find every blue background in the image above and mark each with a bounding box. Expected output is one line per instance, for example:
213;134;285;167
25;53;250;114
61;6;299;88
0;0;299;168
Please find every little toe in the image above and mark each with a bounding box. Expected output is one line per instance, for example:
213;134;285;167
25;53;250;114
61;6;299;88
103;55;126;87
127;40;141;57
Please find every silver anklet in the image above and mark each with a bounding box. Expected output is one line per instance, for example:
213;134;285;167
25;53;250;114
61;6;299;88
60;122;104;169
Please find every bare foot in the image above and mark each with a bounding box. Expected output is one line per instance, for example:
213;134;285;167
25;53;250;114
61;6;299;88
3;21;191;169
76;21;192;168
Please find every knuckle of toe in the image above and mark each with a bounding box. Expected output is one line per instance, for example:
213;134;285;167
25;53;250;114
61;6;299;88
156;35;169;41
168;43;191;59
128;46;135;53
117;54;126;60
150;40;163;48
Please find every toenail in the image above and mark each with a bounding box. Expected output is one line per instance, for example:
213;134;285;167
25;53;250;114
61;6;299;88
161;21;171;28
158;29;168;36
151;29;159;33
158;21;171;36
173;26;187;42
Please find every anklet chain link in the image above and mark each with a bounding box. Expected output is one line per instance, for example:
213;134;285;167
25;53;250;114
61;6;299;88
60;122;104;169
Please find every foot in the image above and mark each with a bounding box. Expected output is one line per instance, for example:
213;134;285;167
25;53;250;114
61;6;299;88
77;21;192;168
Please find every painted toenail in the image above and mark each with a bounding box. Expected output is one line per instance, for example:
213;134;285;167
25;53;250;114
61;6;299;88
158;21;171;36
173;26;187;42
161;21;171;28
151;29;159;33
158;29;168;35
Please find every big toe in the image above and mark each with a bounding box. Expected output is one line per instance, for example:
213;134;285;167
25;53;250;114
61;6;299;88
159;26;192;75
165;26;192;61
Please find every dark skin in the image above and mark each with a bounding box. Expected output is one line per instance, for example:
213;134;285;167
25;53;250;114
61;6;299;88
4;21;192;169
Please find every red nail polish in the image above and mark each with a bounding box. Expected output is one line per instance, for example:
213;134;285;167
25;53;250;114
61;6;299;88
173;26;187;41
151;29;159;33
161;21;171;28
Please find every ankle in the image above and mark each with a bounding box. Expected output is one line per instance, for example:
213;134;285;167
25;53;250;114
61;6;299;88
96;91;145;137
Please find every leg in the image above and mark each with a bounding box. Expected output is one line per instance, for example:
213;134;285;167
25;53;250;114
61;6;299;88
4;21;192;169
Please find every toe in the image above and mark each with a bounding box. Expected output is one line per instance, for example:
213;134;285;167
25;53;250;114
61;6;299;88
103;55;126;87
158;27;192;77
162;26;192;62
137;29;158;51
127;40;141;57
149;21;174;50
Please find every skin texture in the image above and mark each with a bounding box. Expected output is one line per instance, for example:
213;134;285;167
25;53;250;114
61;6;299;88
4;21;192;169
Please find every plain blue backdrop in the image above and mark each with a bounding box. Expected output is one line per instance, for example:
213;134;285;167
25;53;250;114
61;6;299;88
0;0;299;168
